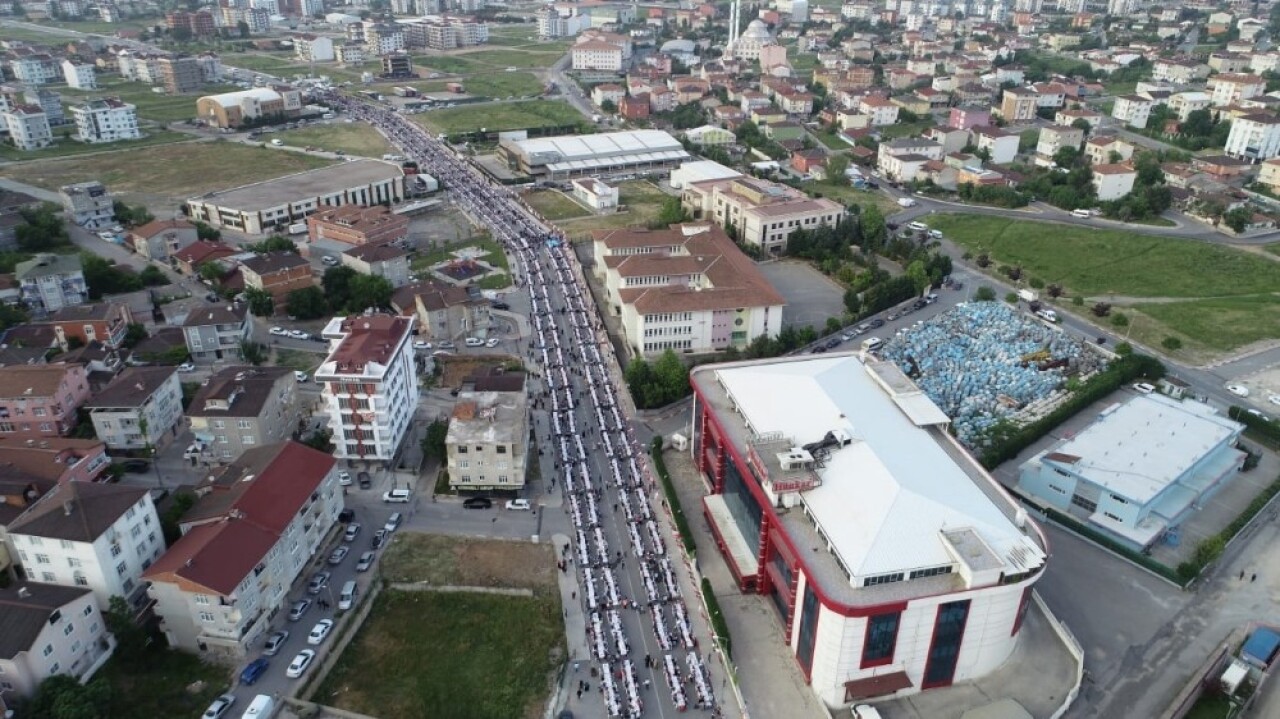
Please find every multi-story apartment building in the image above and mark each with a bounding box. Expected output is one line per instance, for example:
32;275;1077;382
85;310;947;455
16;254;88;315
44;302;133;349
158;56;202;94
363;22;406;55
592;224;786;355
195;52;222;83
1035;124;1085;163
58;182;114;230
129;219;199;262
317;314;416;464
0;437;111;486
390;281;490;342
342;243;412;288
857;96;899;126
143;441;342;660
85;367;183;451
61;60;97;90
1152;58;1209;85
2;105;53;151
71;97;141;144
446;372;529;491
0;583;115;698
1207;73;1265;106
1092;163;1138;200
1168;91;1211;121
186;366;302;463
23;88;63;127
1225;112;1280;161
306;204;409;246
1111;94;1152;129
10;54;59;85
0;365;92;441
1084;135;1135;165
335;42;365;66
8;482;164;609
681;176;843;254
572;40;624;71
999;86;1038;122
294;34;335;62
182;304;252;362
381;51;414;78
240;252;313;302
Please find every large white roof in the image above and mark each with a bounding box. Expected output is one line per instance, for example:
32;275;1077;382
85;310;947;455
509;129;684;164
1041;394;1241;504
202;87;283;108
714;354;1043;581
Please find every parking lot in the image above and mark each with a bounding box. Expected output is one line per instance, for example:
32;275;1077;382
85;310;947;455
756;260;847;330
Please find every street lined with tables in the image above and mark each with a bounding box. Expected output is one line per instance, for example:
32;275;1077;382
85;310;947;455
327;92;737;718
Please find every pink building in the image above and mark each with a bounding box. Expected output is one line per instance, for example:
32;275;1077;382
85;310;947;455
0;437;110;484
948;107;991;131
0;364;92;440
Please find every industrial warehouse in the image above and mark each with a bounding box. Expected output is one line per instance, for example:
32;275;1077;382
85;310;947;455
689;353;1048;707
497;129;691;178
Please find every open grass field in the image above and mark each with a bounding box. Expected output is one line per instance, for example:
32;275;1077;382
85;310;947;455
1267;243;1280;256
522;189;591;220
410;235;510;273
98;649;231;717
0;130;191;161
804;181;903;218
275;122;392;157
316;590;564;719
273;348;324;374
461;71;542;99
879;120;933;140
929;214;1280;357
413;54;488;75
813;127;853;150
59;78;242;124
556;180;669;235
412;99;583;135
380;533;557;591
928;214;1279;297
0;140;335;204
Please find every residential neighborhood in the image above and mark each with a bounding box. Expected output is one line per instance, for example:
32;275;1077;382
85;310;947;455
2;2;1280;719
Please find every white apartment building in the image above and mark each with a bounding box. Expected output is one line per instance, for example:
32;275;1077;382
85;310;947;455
593;224;786;355
1092;163;1138;201
682;176;844;254
10;55;59;85
294;35;335;62
572;40;624;71
1035;124;1085;161
301;0;325;17
539;5;589;38
317;314;417;464
144;442;343;660
1111;95;1152;129
0;584;115;699
363;22;406;55
1168;91;1210;121
1207;73;1265;107
3;105;53;151
8;482;164;609
572;177;619;211
61;60;97;90
71;98;141;144
1225;112;1280;161
15;254;87;314
85;367;184;451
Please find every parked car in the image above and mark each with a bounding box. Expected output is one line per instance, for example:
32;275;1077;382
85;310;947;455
1133;382;1155;394
294;371;308;382
178;361;196;372
382;489;411;504
307;619;334;645
120;459;149;473
306;571;330;595
907;221;928;231
463;497;492;509
823;338;840;349
338;509;355;523
491;301;510;310
413;340;432;350
344;523;361;542
505;499;531;511
356;551;376;572
288;330;309;340
288;599;311;621
358;472;372;489
371;529;387;549
338;471;352;486
1227;384;1250;397
384;512;403;532
328;546;350;565
465;337;484;347
269;327;287;336
239;657;269;685
286;649;316;678
202;694;236;719
262;630;289;656
485;338;500;348
437;340;455;349
869;319;886;329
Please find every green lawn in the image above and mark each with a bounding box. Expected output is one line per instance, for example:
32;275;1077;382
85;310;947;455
0;140;334;203
316;590;563;719
1266;243;1280;256
879;121;932;140
414;55;488;75
1132;295;1280;351
275;123;392;157
220;52;308;75
928;214;1280;297
523;190;590;220
98;649;231;717
1103;81;1138;96
274;348;324;373
410;235;510;273
813;128;853;150
413;99;583;136
0;131;191;161
59;78;242;124
454;48;565;70
803;181;903;218
462;72;542;99
1183;691;1235;719
556;180;670;235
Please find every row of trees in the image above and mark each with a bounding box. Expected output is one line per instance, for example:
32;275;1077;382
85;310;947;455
624;350;690;410
284;266;395;320
83;254;167;299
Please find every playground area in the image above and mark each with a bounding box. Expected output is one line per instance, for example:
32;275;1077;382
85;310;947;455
424;245;509;287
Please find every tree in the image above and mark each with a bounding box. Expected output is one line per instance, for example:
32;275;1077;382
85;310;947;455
198;261;226;283
301;427;334;453
26;674;111;719
1162;336;1183;351
421;420;448;462
826;153;850;181
138;265;168;287
193;221;221;242
323;265;357;310
111;201;153;228
104;595;149;666
123;323;148;348
905;259;930;294
1070;118;1091;135
244;236;296;254
653;196;689;228
600;99;617;113
652;349;689;404
237;19;250;37
974;285;997;301
347;274;394;311
860;203;886;248
241;340;267;365
244;287;274;316
1223;206;1253;233
15;203;69;252
286;286;329;319
82;254;143;299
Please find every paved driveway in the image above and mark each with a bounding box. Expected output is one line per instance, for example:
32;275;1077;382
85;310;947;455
756;260;847;330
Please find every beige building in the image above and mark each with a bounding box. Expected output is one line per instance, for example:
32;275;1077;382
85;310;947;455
1258;156;1280;190
186;366;302;464
390;281;491;341
1035;124;1086;164
446;372;529;492
195;87;303;129
342;243;412;288
593;224;785;356
1207;73;1265;107
1085;136;1135;165
681;176;843;254
1168;91;1211;121
999;86;1038;122
143;442;342;660
0;583;115;698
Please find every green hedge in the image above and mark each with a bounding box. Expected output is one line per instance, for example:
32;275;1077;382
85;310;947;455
1178;475;1280;582
651;437;696;554
701;577;732;660
1228;406;1280;451
979;353;1166;468
1038;504;1182;584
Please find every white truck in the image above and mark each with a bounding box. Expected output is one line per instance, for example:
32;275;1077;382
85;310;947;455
897;197;918;208
1017;289;1039;303
287;222;307;235
241;695;275;719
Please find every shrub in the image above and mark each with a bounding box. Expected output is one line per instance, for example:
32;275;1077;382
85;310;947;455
974;285;997;302
1111;312;1129;327
701;577;732;659
1162;336;1183;351
1005;292;1018;304
1115;342;1133;356
1092;302;1112;317
651;438;696;554
1028;277;1045;289
1072;296;1085;306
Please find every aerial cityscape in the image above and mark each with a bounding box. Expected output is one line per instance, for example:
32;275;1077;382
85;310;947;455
0;1;1278;719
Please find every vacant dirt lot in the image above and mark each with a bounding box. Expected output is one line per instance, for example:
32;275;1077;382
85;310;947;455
436;355;522;388
379;533;556;594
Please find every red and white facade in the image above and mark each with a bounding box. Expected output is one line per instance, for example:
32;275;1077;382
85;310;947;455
688;354;1048;709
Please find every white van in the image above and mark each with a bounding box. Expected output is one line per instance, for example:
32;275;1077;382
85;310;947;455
861;337;883;352
339;580;358;610
242;694;275;719
1070;208;1091;218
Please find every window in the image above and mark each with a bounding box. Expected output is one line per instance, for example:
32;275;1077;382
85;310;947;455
131;524;142;539
73;572;87;586
457;459;469;469
194;595;210;605
29;536;42;546
1110;494;1129;505
1103;511;1123;522
82;605;93;617
35;553;50;565
498;475;509;484
923;600;971;689
63;623;74;636
70;641;80;654
242;435;255;445
116;561;127;577
457;446;467;453
861;612;901;668
1070;494;1097;513
89;622;98;634
864;572;904;587
1047;484;1067;495
60;539;74;550
43;644;53;657
67;557;81;568
125;506;136;520
909;566;954;580
110;543;121;558
198;612;215;623
42;571;56;582
496;445;507;454
48;663;59;675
